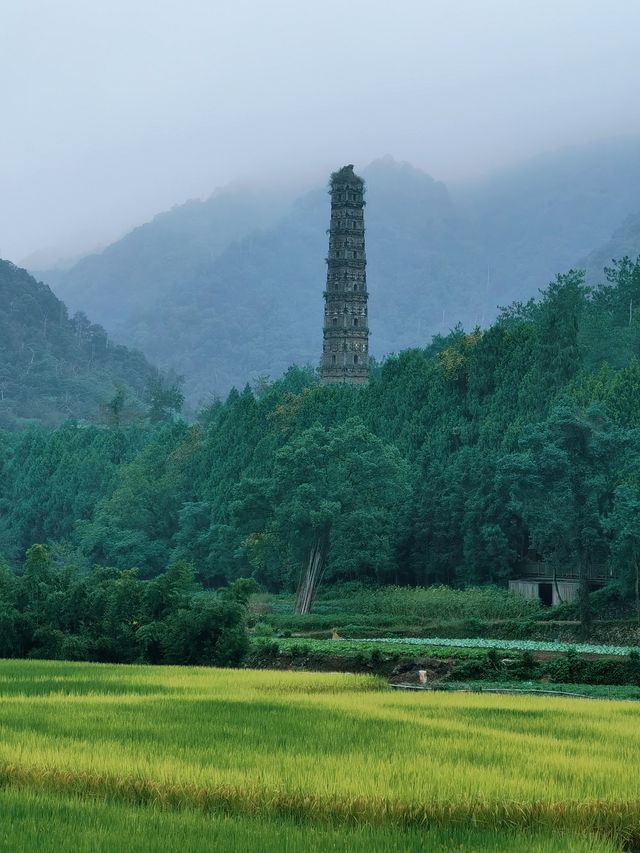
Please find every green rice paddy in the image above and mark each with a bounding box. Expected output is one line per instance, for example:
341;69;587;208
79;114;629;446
0;660;637;851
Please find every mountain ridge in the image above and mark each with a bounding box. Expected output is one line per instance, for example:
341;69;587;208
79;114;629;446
0;259;159;429
36;136;640;403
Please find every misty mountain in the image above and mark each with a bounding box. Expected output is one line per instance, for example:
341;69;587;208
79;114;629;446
581;212;640;283
38;137;640;404
42;185;293;336
458;136;640;301
0;260;158;429
44;159;486;402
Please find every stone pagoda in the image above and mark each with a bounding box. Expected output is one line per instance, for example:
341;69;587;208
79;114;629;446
320;164;369;384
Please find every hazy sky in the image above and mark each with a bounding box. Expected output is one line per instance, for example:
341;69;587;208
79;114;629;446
2;0;640;264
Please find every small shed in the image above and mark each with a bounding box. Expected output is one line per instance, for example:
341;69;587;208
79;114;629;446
509;561;614;606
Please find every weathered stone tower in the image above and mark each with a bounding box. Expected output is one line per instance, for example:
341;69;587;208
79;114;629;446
320;164;369;384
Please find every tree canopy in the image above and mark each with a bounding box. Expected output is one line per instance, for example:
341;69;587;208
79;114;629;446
3;259;640;609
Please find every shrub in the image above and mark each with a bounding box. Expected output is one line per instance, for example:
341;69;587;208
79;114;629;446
253;622;276;638
287;644;311;658
509;651;539;679
136;622;166;664
369;648;383;666
451;658;489;680
255;640;280;658
59;633;92;662
580;658;629;685
544;650;585;684
628;650;640;685
462;617;486;636
162;596;249;666
588;583;628;619
499;619;537;640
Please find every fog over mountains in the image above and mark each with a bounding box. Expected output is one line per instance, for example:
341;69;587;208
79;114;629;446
37;137;640;405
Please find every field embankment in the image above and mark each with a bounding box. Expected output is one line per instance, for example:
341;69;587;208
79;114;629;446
250;585;640;646
0;660;638;850
247;637;640;699
248;586;640;695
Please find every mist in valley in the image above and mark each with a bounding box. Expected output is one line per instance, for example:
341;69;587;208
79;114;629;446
2;0;640;264
3;1;640;405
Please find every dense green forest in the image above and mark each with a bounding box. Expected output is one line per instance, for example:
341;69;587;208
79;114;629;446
40;138;640;404
3;258;640;623
0;260;165;429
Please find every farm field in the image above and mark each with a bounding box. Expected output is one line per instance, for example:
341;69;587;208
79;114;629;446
0;660;639;851
0;788;618;852
251;585;640;648
252;584;547;636
264;635;640;657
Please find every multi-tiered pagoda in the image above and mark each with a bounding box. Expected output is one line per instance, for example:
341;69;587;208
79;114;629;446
320;165;369;384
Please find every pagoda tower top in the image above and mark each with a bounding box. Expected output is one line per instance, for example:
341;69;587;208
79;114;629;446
319;165;369;385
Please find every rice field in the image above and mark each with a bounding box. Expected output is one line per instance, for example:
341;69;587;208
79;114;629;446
0;788;617;852
0;660;639;851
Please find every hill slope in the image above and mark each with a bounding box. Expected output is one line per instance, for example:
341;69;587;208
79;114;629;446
0;260;158;428
459;136;640;301
41;184;292;329
581;212;640;283
38;137;640;403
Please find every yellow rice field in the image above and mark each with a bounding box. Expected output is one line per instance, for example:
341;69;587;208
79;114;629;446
0;660;638;850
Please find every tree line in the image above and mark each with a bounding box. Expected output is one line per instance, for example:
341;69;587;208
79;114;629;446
0;544;250;664
2;259;640;616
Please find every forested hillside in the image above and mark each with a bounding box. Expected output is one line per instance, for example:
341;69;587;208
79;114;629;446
0;260;162;429
3;258;640;613
37;137;640;403
582;212;640;283
41;184;293;339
